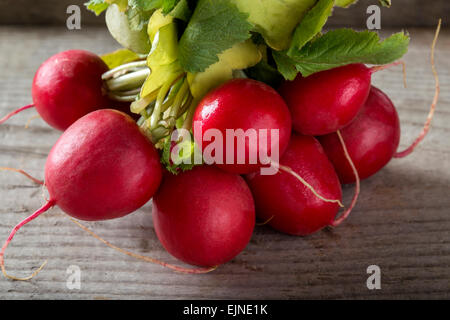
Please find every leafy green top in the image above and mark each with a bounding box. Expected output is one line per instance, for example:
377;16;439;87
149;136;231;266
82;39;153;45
178;0;253;73
88;0;409;80
89;0;409;173
291;29;409;77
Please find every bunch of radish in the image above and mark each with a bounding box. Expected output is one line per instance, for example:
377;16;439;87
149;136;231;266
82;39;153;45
0;2;441;280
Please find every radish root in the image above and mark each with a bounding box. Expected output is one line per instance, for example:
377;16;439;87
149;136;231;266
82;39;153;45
0;167;44;185
394;19;441;158
331;130;361;227
25;114;41;129
371;61;407;88
0;200;55;281
272;161;345;208
0;104;35;125
68;218;217;275
256;216;274;226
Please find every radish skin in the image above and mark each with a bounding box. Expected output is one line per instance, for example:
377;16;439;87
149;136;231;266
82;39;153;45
0;50;124;130
246;134;343;236
153;166;255;267
193;79;292;174
319;86;401;184
279;64;371;136
1;109;163;279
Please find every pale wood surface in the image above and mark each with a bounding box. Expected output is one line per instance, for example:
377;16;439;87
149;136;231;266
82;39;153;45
0;26;449;300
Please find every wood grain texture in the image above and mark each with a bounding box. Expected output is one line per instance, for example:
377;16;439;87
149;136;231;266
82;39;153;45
0;26;449;300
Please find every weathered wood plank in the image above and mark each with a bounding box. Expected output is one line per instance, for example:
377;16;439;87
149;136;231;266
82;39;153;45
0;26;449;300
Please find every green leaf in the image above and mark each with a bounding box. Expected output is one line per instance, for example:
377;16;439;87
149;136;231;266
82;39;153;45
187;40;262;99
132;0;183;13
101;48;141;69
133;0;162;10
272;50;298;81
168;0;192;21
287;29;410;77
161;136;198;174
147;10;180;66
107;0;128;11
162;0;181;13
288;0;335;55
379;0;391;7
232;0;317;51
85;0;110;15
335;0;357;7
178;0;253;73
245;59;284;88
105;4;151;54
127;5;153;31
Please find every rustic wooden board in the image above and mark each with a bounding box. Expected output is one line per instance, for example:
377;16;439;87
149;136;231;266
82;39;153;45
0;26;449;300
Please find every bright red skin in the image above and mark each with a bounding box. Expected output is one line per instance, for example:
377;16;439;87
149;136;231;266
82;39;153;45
319;86;401;184
32;50;111;131
279;64;371;136
153;166;255;267
193;79;292;174
45;109;163;221
246;134;342;236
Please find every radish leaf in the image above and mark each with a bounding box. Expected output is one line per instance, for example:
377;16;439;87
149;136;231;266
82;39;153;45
178;0;253;73
286;29;409;77
232;0;317;51
335;0;357;7
101;48;141;69
85;0;110;15
272;51;298;81
288;0;335;54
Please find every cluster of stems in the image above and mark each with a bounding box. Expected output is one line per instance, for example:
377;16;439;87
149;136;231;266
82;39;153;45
102;61;195;147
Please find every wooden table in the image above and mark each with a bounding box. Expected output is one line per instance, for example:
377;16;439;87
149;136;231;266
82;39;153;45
0;26;449;300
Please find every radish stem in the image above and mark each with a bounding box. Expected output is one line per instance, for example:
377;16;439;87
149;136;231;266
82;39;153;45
0;104;35;125
394;19;441;158
331;130;360;227
1;200;55;281
371;60;407;88
68;218;217;274
102;60;147;80
273;161;345;208
0;167;44;185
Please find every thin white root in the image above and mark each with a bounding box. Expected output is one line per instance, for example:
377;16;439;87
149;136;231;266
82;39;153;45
394;19;441;158
272;161;345;208
331;131;360;227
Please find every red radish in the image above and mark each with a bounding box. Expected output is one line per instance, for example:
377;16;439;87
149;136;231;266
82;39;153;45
279;62;404;136
246;134;343;236
153;166;255;267
319;21;441;182
44;109;162;220
0;50;111;131
1;109;163;279
193;79;292;175
319;86;401;184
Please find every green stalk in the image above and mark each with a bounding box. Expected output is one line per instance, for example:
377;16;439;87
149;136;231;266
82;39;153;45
106;68;150;92
149;73;183;130
131;91;158;114
170;79;190;119
177;95;193;119
102;61;148;80
107;93;138;102
182;99;200;130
